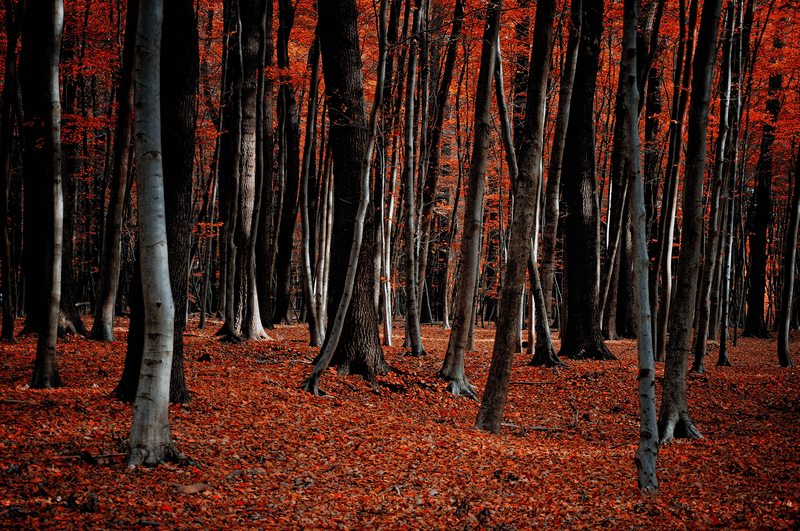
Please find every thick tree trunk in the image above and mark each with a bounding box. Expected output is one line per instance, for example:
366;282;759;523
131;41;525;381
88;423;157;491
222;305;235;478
127;0;177;467
21;0;65;388
777;144;800;368
558;0;613;361
90;0;137;342
303;0;388;395
161;0;199;403
440;0;502;398
659;0;722;444
476;0;556;433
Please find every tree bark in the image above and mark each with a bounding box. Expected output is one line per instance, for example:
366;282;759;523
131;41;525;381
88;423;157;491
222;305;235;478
21;0;65;388
777;143;800;368
659;0;722;444
476;0;556;433
127;0;177;467
558;0;613;361
440;0;502;398
90;0;137;342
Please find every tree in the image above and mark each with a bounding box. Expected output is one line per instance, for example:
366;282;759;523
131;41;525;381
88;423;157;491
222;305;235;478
777;144;800;368
659;0;723;444
558;0;613;361
127;0;176;466
303;0;388;393
621;0;658;493
476;0;556;433
20;0;65;388
161;0;199;403
440;0;502;398
89;0;137;342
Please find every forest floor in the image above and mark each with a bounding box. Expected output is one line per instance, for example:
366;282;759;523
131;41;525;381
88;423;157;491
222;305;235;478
1;318;799;529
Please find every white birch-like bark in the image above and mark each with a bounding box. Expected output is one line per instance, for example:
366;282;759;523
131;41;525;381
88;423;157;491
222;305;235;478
128;0;176;467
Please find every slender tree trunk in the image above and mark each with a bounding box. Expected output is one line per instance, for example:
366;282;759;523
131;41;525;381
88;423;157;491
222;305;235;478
440;0;502;397
558;0;613;361
21;0;64;388
692;2;733;373
127;0;177;467
400;0;427;357
659;0;722;444
777;144;800;367
621;0;659;493
476;0;556;433
541;0;581;321
1;0;21;343
90;0;137;342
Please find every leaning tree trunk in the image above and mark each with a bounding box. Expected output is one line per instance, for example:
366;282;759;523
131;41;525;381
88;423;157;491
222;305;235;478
622;0;658;493
558;0;613;361
21;0;65;388
659;0;722;444
302;0;388;395
476;0;555;433
127;0;177;467
440;0;502;398
90;0;137;342
777;143;800;368
161;0;199;403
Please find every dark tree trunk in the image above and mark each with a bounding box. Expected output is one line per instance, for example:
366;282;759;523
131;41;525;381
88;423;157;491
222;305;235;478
558;0;613;361
21;0;65;388
1;0;21;342
777;143;800;368
272;0;302;325
744;68;781;338
440;0;502;397
476;0;556;433
316;0;386;378
659;0;722;444
162;0;199;403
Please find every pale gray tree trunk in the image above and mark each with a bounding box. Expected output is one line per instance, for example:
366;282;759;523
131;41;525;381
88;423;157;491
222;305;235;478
128;0;176;467
622;0;658;493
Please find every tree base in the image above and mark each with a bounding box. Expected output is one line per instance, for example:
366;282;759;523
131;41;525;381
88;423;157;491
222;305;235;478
529;345;565;368
716;353;732;367
560;342;616;361
127;445;187;468
658;411;702;444
88;323;115;342
445;377;478;400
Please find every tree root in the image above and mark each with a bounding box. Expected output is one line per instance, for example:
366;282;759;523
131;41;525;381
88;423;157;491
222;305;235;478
445;378;478;401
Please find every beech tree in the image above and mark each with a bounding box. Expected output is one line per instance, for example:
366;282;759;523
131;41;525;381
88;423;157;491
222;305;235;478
659;0;723;444
20;0;65;388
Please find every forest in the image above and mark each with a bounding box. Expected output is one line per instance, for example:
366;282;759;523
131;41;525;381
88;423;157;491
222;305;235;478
1;0;799;527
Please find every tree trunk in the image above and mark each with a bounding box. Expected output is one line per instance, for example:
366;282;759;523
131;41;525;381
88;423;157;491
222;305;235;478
558;0;613;361
659;0;722;444
476;0;556;433
777;143;800;367
90;0;137;342
440;0;502;398
127;0;177;467
161;0;199;403
1;0;21;343
401;0;427;357
21;0;65;388
622;0;659;493
303;0;388;394
541;0;581;321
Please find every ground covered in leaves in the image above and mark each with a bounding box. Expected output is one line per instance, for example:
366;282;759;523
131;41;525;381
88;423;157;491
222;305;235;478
1;318;799;528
